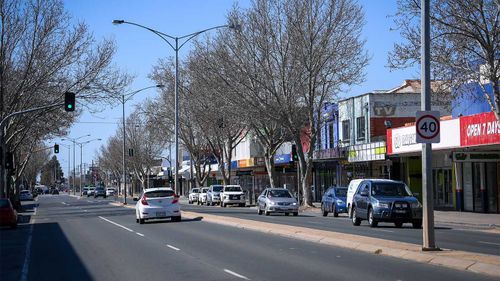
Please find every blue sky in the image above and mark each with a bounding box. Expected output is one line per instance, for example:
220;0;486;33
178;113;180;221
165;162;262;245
54;0;417;178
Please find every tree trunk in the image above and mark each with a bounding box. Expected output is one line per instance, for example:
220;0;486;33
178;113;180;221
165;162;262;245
264;151;276;188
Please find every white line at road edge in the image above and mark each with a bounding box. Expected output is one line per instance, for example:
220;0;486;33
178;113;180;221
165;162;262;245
136;232;144;237
478;241;500;246
99;216;134;232
166;244;180;251
61;202;68;205
373;229;395;233
20;219;35;281
224;269;250;280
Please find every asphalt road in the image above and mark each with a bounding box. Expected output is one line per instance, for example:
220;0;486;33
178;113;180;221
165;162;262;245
0;194;496;281
180;201;500;256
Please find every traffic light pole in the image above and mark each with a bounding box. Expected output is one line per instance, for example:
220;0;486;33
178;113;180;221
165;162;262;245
0;102;64;197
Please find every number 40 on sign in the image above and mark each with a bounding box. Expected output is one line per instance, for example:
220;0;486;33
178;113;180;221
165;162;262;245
416;111;441;144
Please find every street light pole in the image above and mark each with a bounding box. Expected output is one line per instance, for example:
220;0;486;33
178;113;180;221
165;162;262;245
112;20;239;196
61;134;90;195
77;138;101;196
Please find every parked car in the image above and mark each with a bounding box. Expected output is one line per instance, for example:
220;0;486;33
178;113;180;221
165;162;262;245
105;188;116;197
321;186;347;217
220;185;246;207
94;187;106;198
207;185;224;206
87;187;95;197
82;187;89;196
188;188;200;204
350;179;422;228
0;198;17;229
346;179;364;218
19;190;34;201
198;187;209;205
257;188;298;216
134;188;181;224
50;188;59;195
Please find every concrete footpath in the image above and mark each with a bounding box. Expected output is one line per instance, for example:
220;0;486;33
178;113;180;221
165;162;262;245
111;201;499;278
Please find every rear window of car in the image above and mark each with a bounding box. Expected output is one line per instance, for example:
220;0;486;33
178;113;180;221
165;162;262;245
145;190;175;198
371;182;412;197
20;190;30;194
268;189;292;198
212;186;223;192
0;199;11;207
224;186;242;192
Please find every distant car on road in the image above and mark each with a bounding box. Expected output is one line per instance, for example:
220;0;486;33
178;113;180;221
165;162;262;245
94;187;107;198
105;188;116;197
19;190;34;201
198;187;209;205
321;186;347;217
350;179;422;228
188;188;200;204
207;185;224;206
87;187;95;197
82;187;89;196
134;188;181;224
257;188;298;216
221;185;246;207
0;198;17;229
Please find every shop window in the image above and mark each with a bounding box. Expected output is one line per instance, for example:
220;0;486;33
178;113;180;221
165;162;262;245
328;123;334;148
356;116;365;140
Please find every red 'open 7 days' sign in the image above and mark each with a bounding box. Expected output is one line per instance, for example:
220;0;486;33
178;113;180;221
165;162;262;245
460;111;500;147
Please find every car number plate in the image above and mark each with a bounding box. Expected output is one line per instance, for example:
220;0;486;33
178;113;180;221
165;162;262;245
156;212;166;217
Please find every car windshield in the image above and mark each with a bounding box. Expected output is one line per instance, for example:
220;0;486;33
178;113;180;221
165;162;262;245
201;188;208;193
371;182;412;197
268;189;292;198
212;186;223;192
145;190;175;198
0;199;10;208
191;188;199;193
96;188;104;191
334;188;347;197
224;186;242;192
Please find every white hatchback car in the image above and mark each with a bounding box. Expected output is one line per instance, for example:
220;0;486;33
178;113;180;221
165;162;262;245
105;188;116;196
134;188;181;224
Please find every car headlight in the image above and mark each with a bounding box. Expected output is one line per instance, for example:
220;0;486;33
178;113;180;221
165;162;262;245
374;201;390;208
336;199;344;205
411;201;422;208
269;201;276;206
292;202;297;206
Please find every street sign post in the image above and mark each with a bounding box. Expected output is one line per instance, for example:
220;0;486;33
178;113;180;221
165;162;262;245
416;111;440;144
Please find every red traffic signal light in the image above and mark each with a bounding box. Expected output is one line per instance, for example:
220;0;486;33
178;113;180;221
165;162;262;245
64;92;75;112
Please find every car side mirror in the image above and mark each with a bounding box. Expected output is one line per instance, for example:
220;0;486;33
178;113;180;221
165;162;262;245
133;197;139;201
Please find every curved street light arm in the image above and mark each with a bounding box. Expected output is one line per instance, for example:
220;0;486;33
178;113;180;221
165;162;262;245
123;85;164;103
114;20;176;50
177;24;230;49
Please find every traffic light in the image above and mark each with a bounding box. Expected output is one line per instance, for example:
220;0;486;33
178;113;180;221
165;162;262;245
54;144;59;154
5;152;13;170
64;92;75;112
291;144;298;161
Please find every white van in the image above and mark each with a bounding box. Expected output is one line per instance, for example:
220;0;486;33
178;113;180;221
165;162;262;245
346;179;364;218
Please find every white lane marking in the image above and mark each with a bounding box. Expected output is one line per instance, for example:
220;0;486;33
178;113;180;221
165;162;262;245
34;207;37;216
83;210;88;212
224;269;250;280
99;216;134;232
136;232;144;237
478;241;500;246
61;202;68;205
166;244;180;251
373;229;395;233
87;200;93;203
20;224;34;281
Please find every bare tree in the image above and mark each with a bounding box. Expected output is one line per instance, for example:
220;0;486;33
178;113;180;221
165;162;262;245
0;0;131;194
97;136;125;194
389;0;500;119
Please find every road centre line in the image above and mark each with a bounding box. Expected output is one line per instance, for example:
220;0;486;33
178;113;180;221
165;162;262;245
136;232;145;237
166;244;180;251
373;229;395;233
478;241;500;246
224;269;250;280
99;216;134;232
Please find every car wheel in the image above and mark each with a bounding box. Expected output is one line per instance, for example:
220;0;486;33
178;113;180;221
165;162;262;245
188;200;192;204
321;204;328;217
264;205;270;216
136;218;139;223
394;222;403;228
368;208;378;227
257;206;263;215
222;203;226;208
351;207;361;226
285;213;289;216
293;212;298;216
333;204;339;217
412;220;422;229
11;223;17;229
239;203;245;207
139;218;145;224
172;216;181;222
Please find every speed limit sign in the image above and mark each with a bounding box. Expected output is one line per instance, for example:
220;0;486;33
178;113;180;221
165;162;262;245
416;111;440;143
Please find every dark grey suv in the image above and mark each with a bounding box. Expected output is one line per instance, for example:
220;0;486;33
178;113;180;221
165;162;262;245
351;179;422;228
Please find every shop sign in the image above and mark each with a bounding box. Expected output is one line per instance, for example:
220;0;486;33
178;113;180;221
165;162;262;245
387;119;460;155
453;152;500;162
274;154;291;164
236;170;253;176
460;111;500;147
348;141;386;162
237;158;254;168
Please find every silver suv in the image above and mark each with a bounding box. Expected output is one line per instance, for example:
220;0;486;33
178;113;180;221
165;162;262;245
207;185;224;206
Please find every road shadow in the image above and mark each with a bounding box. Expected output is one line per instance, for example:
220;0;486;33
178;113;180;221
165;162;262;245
142;217;204;224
